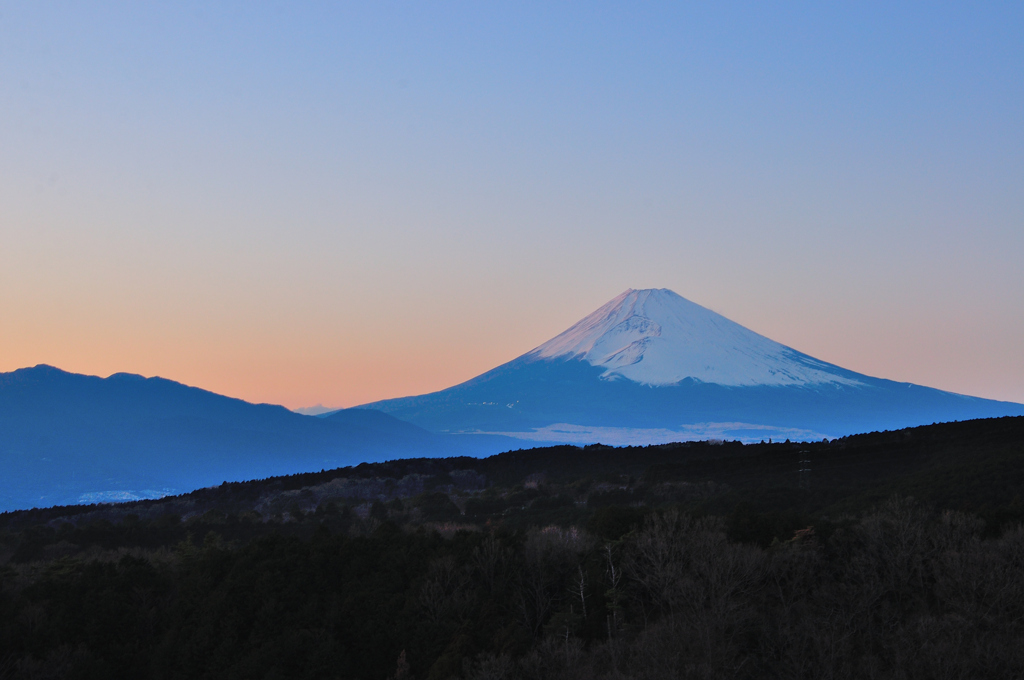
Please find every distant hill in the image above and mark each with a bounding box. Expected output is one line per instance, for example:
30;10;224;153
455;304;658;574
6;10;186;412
0;365;520;511
361;289;1024;442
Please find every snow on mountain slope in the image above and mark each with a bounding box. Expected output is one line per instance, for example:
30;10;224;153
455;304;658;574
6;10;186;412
527;288;861;387
359;287;1024;443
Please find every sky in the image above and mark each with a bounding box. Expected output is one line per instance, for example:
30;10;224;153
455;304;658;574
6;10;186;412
2;2;1023;409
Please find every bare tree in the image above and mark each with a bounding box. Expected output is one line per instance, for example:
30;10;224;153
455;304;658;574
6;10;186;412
419;555;472;624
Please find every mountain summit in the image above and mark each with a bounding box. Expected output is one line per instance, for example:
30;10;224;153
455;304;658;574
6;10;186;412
361;288;1024;444
527;288;859;387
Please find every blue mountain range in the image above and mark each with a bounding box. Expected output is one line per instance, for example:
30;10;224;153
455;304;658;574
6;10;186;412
0;365;516;511
3;288;1021;511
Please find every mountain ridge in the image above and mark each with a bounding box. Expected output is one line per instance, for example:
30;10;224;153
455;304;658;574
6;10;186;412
0;365;520;511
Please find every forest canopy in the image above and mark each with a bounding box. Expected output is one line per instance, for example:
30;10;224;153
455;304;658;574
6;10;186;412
1;416;1023;679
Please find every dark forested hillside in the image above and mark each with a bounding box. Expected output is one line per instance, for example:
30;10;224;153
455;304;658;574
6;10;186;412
1;416;1023;679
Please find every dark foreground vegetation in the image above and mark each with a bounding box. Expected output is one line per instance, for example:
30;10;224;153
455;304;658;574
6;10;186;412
1;416;1023;679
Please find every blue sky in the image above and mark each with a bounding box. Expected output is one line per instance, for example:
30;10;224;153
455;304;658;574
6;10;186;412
2;2;1022;407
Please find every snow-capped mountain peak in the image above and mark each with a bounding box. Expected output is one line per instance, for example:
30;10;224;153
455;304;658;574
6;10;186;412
526;288;860;387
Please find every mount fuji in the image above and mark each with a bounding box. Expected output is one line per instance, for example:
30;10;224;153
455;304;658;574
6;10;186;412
359;289;1024;444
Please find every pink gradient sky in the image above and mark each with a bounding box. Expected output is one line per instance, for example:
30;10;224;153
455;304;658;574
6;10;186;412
2;4;1022;409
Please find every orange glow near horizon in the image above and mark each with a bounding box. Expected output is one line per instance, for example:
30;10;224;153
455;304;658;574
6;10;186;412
2;4;1022;409
3;283;1023;410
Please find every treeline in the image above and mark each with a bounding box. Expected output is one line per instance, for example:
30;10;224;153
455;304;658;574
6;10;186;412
6;416;1024;539
1;497;1023;679
2;416;1024;678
